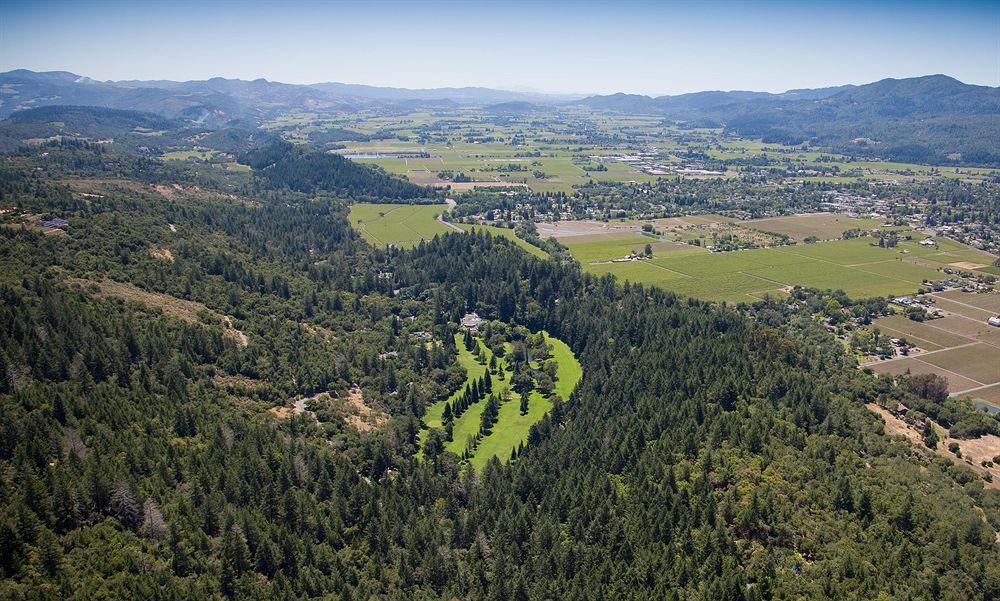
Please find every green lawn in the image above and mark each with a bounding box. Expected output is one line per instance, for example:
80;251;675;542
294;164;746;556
470;332;581;469
348;203;452;248
421;331;582;469
422;333;499;433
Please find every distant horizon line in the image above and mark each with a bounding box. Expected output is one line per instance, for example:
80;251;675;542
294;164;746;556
2;67;993;99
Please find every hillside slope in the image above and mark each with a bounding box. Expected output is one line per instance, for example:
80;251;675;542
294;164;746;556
578;75;1000;165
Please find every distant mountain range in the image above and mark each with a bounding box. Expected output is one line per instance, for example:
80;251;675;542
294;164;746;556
575;75;1000;165
0;69;577;124
1;69;997;165
572;84;857;116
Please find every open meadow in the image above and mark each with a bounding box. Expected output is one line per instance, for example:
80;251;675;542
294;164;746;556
348;202;452;247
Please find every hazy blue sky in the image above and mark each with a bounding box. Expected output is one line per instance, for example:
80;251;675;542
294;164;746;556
2;1;997;95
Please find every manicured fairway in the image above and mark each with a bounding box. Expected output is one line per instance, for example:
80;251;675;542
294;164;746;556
348;203;452;248
421;331;582;469
422;334;501;435
468;332;581;469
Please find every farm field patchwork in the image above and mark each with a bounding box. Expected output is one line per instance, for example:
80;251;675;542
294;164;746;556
872;315;972;351
562;233;701;264
348;204;551;257
971;384;1000;404
928;316;1000;346
933;290;1000;314
867;357;982;392
868;292;1000;404
918;344;1000;387
348;202;452;248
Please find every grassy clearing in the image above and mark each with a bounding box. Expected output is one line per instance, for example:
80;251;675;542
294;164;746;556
421;331;581;469
469;332;582;469
348;203;452;248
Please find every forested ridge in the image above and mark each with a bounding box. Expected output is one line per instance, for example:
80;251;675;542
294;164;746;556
0;143;998;599
238;140;433;200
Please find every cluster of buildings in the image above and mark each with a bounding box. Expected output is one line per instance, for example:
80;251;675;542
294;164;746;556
589;149;723;177
818;191;997;255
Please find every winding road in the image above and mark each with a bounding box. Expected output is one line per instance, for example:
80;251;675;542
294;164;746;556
437;198;463;232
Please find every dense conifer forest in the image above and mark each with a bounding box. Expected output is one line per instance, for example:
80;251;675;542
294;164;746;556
239;140;433;200
0;141;998;600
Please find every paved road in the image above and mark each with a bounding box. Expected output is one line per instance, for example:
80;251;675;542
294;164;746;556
438;198;463;232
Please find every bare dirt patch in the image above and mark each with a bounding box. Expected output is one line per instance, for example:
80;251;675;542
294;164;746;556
67;278;248;347
221;317;249;348
154;184;182;198
946;434;1000;471
213;372;267;393
278;387;387;432
300;322;337;342
269;406;295;419
866;403;999;487
149;247;174;262
536;220;638;239
949;261;988;270
340;386;387;432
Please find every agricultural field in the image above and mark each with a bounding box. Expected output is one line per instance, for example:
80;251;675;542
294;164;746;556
263;107;1000;198
347;144;659;194
543;212;903;253
347;202;453;248
347;203;550;256
868;290;1000;405
421;331;581;468
563;232;997;303
741;212;895;241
